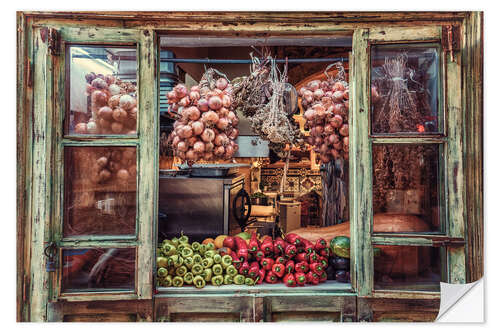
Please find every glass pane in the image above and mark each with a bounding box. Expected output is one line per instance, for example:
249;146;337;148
372;144;441;232
67;45;138;136
62;248;135;292
64;146;137;237
371;44;440;134
374;245;442;291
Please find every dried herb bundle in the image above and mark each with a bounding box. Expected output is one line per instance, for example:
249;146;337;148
232;55;303;157
372;53;430;133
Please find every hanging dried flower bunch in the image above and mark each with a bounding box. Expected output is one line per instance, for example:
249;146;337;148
232;55;303;158
372;52;430;133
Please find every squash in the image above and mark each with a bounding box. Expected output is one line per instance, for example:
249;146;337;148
330;236;350;258
214;235;228;249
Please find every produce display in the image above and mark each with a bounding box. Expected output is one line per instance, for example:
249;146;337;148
76;72;138;135
167;69;239;164
156;231;350;288
90;147;137;186
300;63;349;163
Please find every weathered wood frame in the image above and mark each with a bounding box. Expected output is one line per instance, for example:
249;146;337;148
17;11;483;322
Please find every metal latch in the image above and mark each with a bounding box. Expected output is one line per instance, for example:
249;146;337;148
44;241;58;272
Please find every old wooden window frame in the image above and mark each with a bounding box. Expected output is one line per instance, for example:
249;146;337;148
31;25;157;303
18;12;482;322
350;26;466;298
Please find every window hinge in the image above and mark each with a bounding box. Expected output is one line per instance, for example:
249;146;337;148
48;28;61;56
432;237;465;247
442;25;460;63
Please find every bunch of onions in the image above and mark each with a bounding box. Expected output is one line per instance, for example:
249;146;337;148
77;72;138;136
300;74;350;163
166;78;239;164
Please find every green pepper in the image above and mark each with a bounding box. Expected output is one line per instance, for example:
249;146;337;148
204;250;216;259
184;256;194;269
172;276;184;287
162;243;177;256
213;254;222;264
191;263;204;275
175;265;187;276
193;275;206;289
168;266;176;276
202;268;213;282
192;254;203;265
206;242;215;251
191;241;201;252
226;265;237;277
223;274;233;285
212;264;223;276
171;255;184;268
234;274;245;285
157;256;169;269
163;275;173;287
181;247;194;258
157;267;168;278
179;234;189;244
211;275;224;286
198;244;207;255
245;277;254;286
162;239;173;246
221;255;233;268
177;243;187;252
184;272;194;284
171;237;179;247
202;257;214;268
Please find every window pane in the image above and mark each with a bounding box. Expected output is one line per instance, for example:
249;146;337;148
374;245;442;292
64;146;137;237
67;46;137;136
62;248;135;292
372;144;441;232
371;44;440;134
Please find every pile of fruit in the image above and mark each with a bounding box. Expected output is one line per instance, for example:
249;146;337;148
156;232;351;288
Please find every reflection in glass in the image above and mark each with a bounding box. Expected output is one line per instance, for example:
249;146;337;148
64;146;137;237
372;144;440;232
62;248;135;292
67;46;137;136
374;245;442;291
371;44;440;134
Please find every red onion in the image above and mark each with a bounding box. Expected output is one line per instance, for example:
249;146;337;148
343;90;349;100
304;109;315;121
333;82;346;92
343;136;349;146
190;85;200;92
228;128;239;140
215;78;229;91
174;84;188;98
307;136;315;145
172;135;180;147
324;124;334;135
333;91;344;103
315;125;324;135
75;123;87;134
178;96;191;107
314;137;323;146
177;151;186;159
333;141;343;150
192;121;204;135
189;90;201;102
328;134;340;145
308;80;320;91
221;94;232;108
331;115;343;128
98;106;114;121
111;122;124;133
214;146;225;156
202;111;219;125
233;143;239;152
224;145;234;159
339;124;349;137
219;107;229;117
112;108;127;123
201;128;215;143
216;117;229;131
214;133;229;147
203;152;214;160
167;90;177;102
208;96;223;110
177;141;188;152
185;149;197;161
187;136;197;147
179;125;193;139
197;98;209;112
312;104;326;118
187;106;201;121
193;141;205;153
331;149;340;159
299;87;307;97
205;141;214;152
313;89;324;100
320;154;331;164
333;103;344;115
344;100;349;110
